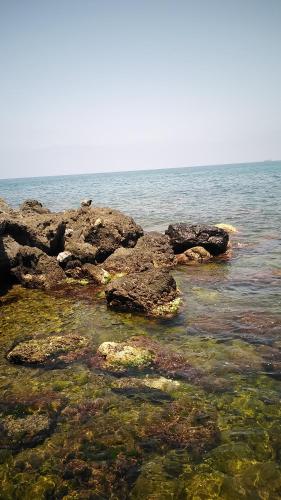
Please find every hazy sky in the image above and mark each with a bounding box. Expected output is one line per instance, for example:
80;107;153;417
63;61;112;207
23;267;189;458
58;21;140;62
0;0;280;178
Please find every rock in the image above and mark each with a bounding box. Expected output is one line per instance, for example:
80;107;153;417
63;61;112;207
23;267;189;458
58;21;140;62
80;199;92;208
103;232;176;274
165;223;229;256
0;413;53;450
215;223;238;233
63;459;92;480
0;235;21;275
81;263;111;284
105;269;180;317
64;206;143;263
3;213;66;255
177;246;212;264
0;198;13;214
20;199;50;214
57;251;72;264
11;246;66;289
97;341;154;371
90;337;199;382
7;334;90;367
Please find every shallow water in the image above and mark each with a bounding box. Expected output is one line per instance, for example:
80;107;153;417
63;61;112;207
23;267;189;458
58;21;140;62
0;162;281;499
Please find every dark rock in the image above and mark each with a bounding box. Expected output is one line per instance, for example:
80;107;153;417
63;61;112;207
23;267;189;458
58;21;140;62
7;334;90;367
20;199;50;214
2;214;66;255
0;235;21;275
63;206;143;263
103;232;175;274
11;245;66;289
105;269;180;316
165;223;229;256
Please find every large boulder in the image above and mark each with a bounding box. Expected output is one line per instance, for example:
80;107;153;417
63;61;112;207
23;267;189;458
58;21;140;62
103;232;176;274
2;213;66;255
7;334;90;367
165;224;229;256
11;245;66;289
63;206;143;263
105;269;180;317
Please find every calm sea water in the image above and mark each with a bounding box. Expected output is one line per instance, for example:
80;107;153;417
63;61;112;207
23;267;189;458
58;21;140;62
0;161;281;499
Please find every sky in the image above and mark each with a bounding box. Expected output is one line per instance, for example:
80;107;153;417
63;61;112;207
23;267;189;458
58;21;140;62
0;0;280;179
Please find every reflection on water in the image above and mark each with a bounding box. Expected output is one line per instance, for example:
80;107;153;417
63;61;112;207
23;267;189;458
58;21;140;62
0;162;281;498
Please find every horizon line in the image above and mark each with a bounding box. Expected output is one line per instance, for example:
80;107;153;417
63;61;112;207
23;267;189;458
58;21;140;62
0;158;279;182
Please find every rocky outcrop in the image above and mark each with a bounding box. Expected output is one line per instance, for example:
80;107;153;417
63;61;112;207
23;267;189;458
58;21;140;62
0;235;21;275
63;206;143;264
7;334;90;367
103;232;175;274
165;223;229;256
105;269;180;317
11;246;66;289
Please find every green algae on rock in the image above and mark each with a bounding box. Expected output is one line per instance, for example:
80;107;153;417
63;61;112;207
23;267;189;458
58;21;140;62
97;341;154;369
7;334;90;367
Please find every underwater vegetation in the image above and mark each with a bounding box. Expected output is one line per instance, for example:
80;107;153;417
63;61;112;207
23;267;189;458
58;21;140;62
0;222;281;499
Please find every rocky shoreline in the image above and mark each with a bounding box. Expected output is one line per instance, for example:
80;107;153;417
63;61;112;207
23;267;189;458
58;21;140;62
0;197;230;318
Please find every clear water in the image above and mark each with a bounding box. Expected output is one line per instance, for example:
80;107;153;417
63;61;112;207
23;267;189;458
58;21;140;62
0;161;281;499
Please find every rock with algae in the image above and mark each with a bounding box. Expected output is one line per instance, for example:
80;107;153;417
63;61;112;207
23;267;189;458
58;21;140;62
177;246;212;265
7;334;90;367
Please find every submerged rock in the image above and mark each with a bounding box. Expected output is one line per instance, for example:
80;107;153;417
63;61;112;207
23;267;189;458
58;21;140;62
105;269;180;317
7;334;90;367
0;413;53;450
177;246;212;264
97;341;154;371
165;223;229;256
90;337;200;382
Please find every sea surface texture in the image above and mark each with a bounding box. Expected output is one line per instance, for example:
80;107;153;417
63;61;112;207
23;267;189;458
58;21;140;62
0;161;281;499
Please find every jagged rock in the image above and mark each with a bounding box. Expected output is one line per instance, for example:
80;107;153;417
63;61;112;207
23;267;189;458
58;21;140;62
7;334;90;367
177;246;212;264
0;198;13;214
2;214;66;255
57;251;72;264
11;246;66;289
105;269;180;317
103;232;175;274
165;223;229;256
20;199;50;214
63;206;143;263
0;235;21;275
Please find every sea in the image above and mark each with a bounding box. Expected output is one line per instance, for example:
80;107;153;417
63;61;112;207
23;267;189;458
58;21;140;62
0;161;281;499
